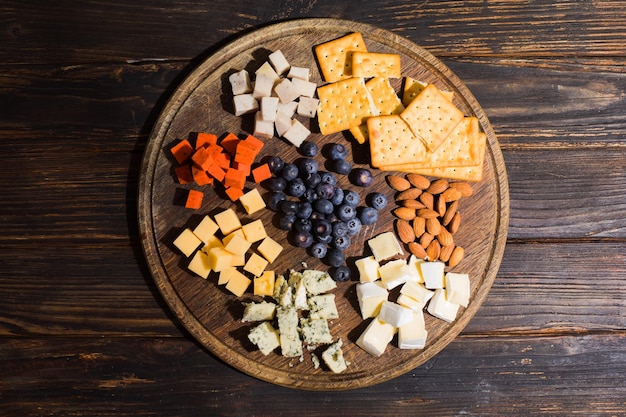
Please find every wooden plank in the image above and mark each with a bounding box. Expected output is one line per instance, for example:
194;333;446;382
1;333;624;415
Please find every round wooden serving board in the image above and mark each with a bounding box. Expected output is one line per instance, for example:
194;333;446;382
138;18;509;390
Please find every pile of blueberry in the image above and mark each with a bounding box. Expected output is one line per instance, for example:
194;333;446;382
262;141;388;282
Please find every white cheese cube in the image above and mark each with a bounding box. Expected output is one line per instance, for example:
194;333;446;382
242;301;276;322
356;281;388;319
407;255;424;283
367;232;403;262
300;317;333;345
276;100;298;118
260;96;279;121
287;65;310;81
273;78;301;104
399;281;434;309
355;256;381;283
322;339;348;373
274;112;293;138
445;272;470;307
420;261;445;289
276;305;299;336
398;310;428;349
252;73;276;99
283;118;310;147
229;69;252;95
377;301;414;327
308;294;338;319
253;111;275;139
255;61;279;81
297;96;319;118
397;294;424;311
248;321;280;355
427;288;460;322
233;93;258;116
378;259;413;290
291;77;317;98
280;333;303;358
356;318;395;357
268;50;290;75
302;269;336;295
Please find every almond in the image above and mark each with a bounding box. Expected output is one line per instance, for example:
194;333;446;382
441;187;462;202
386;175;411;191
412;216;426;237
448;246;464;267
442;200;458;226
395;219;416;244
396;188;422;200
417;208;439;219
408;242;428;259
394;207;416;220
406;173;430;190
426;240;441;261
437;227;454;247
419;232;434;248
436;195;447;217
449;182;473;197
426;217;442;235
440;244;454;262
448;211;461;234
426;179;449;195
402;199;426;209
419;192;434;209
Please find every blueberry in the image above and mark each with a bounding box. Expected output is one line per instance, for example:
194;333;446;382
297;158;318;176
319;171;337;186
266;191;286;211
291;231;313;248
279;200;299;216
330;187;344;206
281;163;299;181
343;190;360;206
329;158;351;175
293;217;312;233
265;156;284;174
332;221;349;238
304;172;321;188
312;219;332;238
262;177;286;192
327;143;348;160
358;206;378;225
308;242;328;259
316;183;335;200
286;178;306;197
367;192;388;210
350;168;373;187
314;198;334;215
325;248;345;267
332;235;351;251
278;214;296;230
299;140;318;157
345;217;362;235
309;211;326;222
331;266;351;282
296;201;313;219
336;204;357;221
326;212;339;224
301;188;318;203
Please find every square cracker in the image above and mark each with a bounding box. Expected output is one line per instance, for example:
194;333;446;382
403;78;455;106
367;115;428;168
351;52;402;79
317;77;377;135
400;83;464;152
349;77;404;144
315;32;368;83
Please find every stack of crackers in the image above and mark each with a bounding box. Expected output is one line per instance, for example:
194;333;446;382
314;33;486;182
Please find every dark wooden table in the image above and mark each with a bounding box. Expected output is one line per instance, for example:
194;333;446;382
1;1;624;415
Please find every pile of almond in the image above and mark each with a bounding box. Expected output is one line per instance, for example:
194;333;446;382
386;174;473;267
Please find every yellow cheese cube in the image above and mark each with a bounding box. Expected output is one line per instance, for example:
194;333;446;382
222;233;251;257
230;253;246;267
173;228;203;257
222;229;245;245
256;236;283;263
187;250;211;279
214;208;241;235
239;188;266;215
193;215;219;244
202;234;224;251
241;219;267;243
243;252;268;277
218;267;237;285
206;246;234;272
254;271;275;296
225;269;252;297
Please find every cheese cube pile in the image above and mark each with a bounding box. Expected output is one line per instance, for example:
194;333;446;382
354;233;471;357
229;49;319;147
241;269;349;373
172;208;284;297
